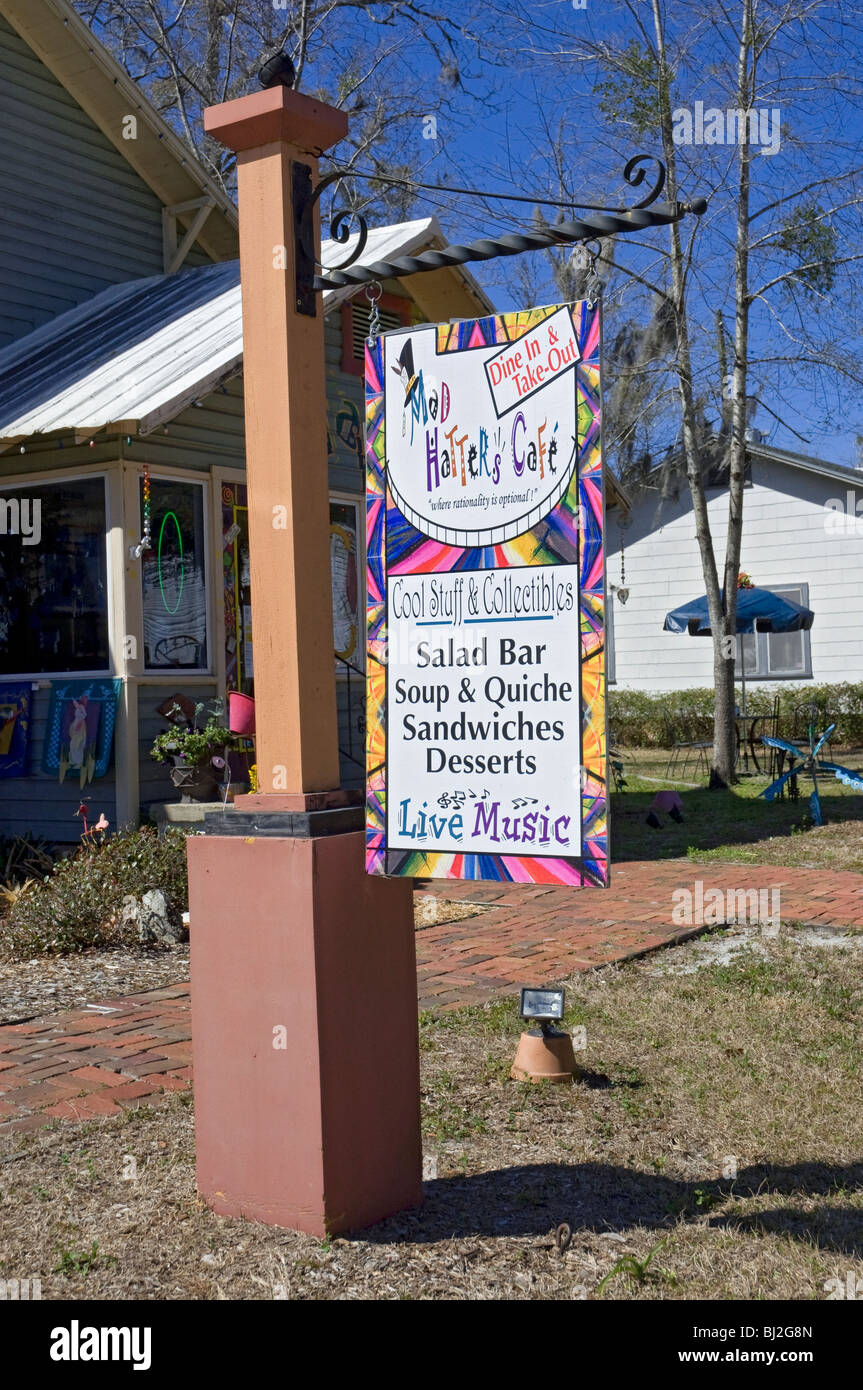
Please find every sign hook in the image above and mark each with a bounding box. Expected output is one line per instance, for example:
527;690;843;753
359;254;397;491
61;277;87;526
584;240;603;309
365;280;383;346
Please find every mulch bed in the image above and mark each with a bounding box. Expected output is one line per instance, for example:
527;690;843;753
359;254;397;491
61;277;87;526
0;946;190;1026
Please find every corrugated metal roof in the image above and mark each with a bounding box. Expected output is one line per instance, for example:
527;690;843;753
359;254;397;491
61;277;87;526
747;440;861;487
646;436;858;492
0;217;455;441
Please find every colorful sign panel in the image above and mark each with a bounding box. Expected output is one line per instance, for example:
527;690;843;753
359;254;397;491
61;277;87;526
365;302;607;886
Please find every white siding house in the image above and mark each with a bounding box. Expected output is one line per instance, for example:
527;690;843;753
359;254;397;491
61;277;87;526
606;443;863;692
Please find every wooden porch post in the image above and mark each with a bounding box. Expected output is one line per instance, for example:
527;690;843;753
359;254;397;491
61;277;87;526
206;88;342;797
185;86;422;1237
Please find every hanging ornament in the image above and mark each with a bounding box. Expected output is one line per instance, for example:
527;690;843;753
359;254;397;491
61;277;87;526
615;526;629;604
132;463;152;559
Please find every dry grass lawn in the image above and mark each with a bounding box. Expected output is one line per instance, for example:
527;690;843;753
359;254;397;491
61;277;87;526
613;747;863;871
0;924;860;1301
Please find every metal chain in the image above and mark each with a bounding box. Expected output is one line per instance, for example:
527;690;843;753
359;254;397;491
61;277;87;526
365;280;383;345
584;240;603;308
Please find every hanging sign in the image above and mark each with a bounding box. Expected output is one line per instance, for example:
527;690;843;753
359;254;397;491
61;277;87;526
365;302;608;887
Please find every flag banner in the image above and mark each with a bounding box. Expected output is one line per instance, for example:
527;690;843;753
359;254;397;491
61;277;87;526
0;681;32;779
365;302;607;886
41;679;121;787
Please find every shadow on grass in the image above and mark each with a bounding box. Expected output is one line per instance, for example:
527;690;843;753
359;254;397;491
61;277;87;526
611;779;863;863
354;1161;863;1258
576;1069;614;1090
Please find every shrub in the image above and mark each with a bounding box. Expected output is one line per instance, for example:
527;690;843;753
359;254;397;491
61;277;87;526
0;832;56;884
1;827;189;962
609;682;863;748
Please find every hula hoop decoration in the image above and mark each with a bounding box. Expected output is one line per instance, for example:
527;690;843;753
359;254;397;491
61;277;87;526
132;463;153;559
158;510;185;614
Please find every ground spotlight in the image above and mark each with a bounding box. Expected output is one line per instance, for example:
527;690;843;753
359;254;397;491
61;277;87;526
510;987;578;1084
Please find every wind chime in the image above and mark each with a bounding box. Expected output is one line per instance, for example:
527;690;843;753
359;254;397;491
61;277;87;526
611;526;629;605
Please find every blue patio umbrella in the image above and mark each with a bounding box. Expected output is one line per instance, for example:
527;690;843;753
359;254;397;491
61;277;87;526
663;587;814;638
663;588;815;770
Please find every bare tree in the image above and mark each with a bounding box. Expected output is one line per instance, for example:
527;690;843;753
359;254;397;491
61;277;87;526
483;0;863;786
73;0;486;219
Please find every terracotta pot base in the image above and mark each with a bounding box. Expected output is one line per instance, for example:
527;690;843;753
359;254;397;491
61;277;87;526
511;1030;578;1084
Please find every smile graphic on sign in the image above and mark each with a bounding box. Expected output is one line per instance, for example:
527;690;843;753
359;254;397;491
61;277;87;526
384;307;581;547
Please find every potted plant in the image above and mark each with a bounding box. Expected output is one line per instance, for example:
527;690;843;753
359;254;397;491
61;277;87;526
150;700;239;803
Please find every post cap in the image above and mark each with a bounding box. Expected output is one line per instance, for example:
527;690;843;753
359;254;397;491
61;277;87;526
205;86;348;155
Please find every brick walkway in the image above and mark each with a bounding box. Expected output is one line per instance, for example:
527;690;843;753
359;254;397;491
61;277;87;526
2;859;861;1135
0;987;192;1136
415;858;863;1006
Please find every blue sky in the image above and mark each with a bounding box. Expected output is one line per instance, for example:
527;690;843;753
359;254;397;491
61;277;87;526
84;0;863;470
314;0;863;470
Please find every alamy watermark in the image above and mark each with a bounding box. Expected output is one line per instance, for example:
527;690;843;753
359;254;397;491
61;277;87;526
824;1272;863;1300
824;490;863;536
672;102;780;157
50;1322;151;1370
0;1275;41;1299
672;879;780;932
0;496;41;546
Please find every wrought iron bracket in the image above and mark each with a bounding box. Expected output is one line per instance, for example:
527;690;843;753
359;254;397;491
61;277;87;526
295;163;371;316
293;154;707;312
293;162;316;316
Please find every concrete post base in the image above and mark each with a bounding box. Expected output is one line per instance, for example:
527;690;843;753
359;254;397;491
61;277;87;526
188;830;422;1235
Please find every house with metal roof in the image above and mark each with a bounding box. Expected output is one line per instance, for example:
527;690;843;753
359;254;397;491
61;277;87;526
605;441;863;692
0;0;495;841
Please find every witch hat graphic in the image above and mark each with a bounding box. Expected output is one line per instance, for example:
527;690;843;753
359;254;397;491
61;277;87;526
391;338;419;404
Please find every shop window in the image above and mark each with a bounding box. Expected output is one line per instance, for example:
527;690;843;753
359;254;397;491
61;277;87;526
141;477;209;670
331;499;363;670
0;475;109;675
221;480;252;694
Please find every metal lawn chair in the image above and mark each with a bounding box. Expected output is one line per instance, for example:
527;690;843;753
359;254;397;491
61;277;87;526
665;710;712;778
764;694;782;779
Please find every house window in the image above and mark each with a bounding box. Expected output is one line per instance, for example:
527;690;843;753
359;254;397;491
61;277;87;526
141;477;209;670
340;294;413;375
736;583;811;680
331;498;363;670
606;590;616;684
0;475;109;675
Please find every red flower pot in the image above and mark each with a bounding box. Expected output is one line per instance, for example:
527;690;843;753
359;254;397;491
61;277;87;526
228;691;255;736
